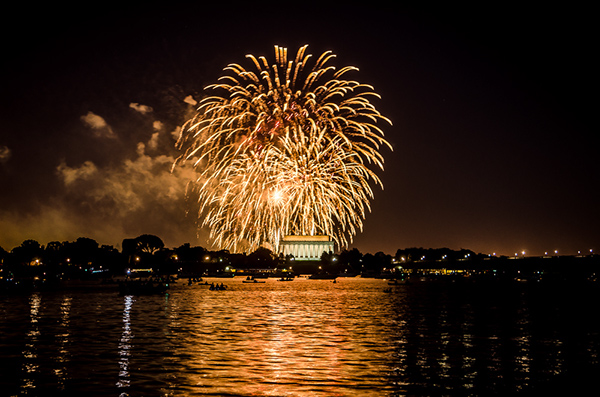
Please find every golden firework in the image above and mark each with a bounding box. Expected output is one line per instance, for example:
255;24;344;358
175;45;392;253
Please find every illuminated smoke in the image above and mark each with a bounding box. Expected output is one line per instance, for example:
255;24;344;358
80;111;116;139
0;145;11;163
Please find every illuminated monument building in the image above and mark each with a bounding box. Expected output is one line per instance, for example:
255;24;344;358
279;235;334;261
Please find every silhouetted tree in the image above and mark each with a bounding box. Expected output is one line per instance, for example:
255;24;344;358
213;249;231;265
0;245;8;261
64;237;99;266
339;248;363;270
175;243;207;263
320;251;334;264
248;247;276;267
395;247;481;263
97;244;122;269
362;252;375;272
122;238;137;264
229;253;248;268
135;234;164;254
374;251;392;269
43;241;65;267
152;248;178;274
11;240;43;265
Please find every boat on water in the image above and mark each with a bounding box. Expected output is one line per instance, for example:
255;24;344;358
242;276;266;283
277;277;294;281
388;277;411;285
187;277;204;285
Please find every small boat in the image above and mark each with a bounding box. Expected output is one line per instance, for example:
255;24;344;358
388;279;405;285
277;277;294;281
187;277;204;285
243;276;266;283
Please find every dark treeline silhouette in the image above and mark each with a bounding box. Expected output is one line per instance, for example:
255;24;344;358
395;247;480;262
0;235;286;282
1;236;598;285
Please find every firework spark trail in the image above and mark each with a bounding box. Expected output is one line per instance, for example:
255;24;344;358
175;45;392;253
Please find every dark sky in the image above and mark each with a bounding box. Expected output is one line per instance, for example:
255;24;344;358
1;3;597;256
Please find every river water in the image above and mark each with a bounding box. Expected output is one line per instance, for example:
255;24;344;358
1;277;598;396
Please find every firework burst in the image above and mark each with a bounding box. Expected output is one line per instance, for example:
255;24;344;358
175;45;392;253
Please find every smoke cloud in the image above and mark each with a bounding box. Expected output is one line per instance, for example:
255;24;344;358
0;101;208;251
129;102;153;114
0;145;10;163
80;111;117;139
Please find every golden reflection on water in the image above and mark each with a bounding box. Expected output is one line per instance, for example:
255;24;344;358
164;278;397;395
3;278;598;395
54;295;71;389
21;293;41;390
117;295;135;392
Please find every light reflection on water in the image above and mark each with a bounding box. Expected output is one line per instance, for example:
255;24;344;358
55;295;71;389
22;293;41;390
117;295;134;393
1;277;599;396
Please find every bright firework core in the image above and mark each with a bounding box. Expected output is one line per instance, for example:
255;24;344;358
174;45;392;253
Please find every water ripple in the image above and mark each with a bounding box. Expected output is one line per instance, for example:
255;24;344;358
1;278;599;395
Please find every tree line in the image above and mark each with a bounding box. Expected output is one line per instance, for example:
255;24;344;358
0;235;483;278
3;235;596;282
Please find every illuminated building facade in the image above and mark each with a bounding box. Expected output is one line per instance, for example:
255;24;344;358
279;235;334;261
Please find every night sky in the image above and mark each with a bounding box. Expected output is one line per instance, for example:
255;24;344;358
1;4;597;256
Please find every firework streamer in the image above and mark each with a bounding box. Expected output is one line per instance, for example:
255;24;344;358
175;45;392;253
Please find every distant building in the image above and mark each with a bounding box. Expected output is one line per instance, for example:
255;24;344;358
279;235;334;261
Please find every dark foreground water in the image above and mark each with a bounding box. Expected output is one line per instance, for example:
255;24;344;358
1;277;599;396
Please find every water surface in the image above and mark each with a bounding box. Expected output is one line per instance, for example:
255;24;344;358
1;277;598;396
